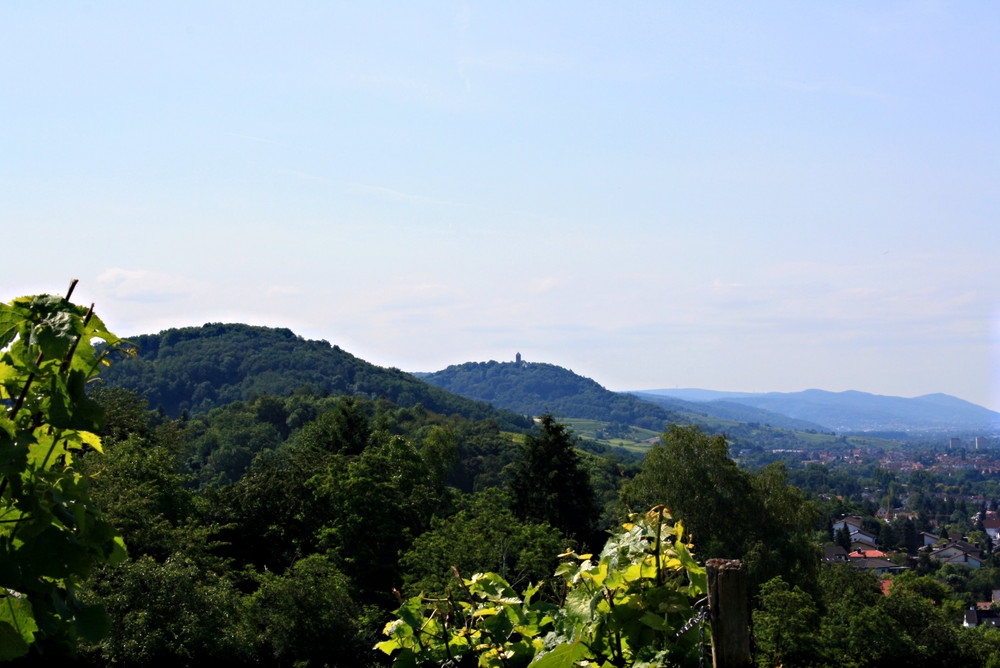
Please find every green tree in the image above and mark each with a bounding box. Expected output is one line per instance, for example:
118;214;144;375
419;424;459;490
185;401;285;485
960;625;1000;668
746;462;820;589
622;425;817;591
623;426;753;557
901;517;919;553
241;554;367;666
890;570;950;604
206;442;329;573
880;587;966;664
400;488;563;596
753;576;821;667
81;431;203;563
85;554;242;664
506;414;598;544
88;385;155;446
295;395;371;455
835;524;852;551
311;432;444;602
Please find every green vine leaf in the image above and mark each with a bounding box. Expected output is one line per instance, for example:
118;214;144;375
0;287;128;658
377;507;707;667
0;595;38;660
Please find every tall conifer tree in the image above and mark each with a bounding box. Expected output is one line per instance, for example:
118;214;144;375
506;414;598;544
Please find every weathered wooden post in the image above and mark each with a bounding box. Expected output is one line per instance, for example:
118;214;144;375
706;558;751;668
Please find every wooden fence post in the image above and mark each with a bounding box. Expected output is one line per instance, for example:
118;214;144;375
706;558;751;668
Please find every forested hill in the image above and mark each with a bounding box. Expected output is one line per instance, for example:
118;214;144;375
98;323;533;430
418;360;686;431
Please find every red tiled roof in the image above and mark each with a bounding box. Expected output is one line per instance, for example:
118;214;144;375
850;549;889;559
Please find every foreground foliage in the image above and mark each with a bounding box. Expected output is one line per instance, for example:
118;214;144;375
0;290;128;659
377;507;708;667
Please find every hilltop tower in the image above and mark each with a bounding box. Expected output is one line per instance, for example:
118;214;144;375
516;352;522;364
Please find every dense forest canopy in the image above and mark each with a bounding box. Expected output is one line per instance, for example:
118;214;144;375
98;323;532;431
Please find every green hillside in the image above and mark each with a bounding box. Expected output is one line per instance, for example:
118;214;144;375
98;323;533;431
419;360;686;431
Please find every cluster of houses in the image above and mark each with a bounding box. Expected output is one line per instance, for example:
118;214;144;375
827;514;997;569
965;603;1000;630
824;515;999;628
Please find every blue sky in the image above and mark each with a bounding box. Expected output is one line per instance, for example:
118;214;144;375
4;2;999;411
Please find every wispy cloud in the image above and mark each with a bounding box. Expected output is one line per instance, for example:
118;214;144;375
96;268;206;303
754;76;896;104
530;276;561;294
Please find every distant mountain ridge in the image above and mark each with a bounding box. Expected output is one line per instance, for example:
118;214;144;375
419;359;890;435
638;388;1000;433
629;392;830;433
417;361;895;451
